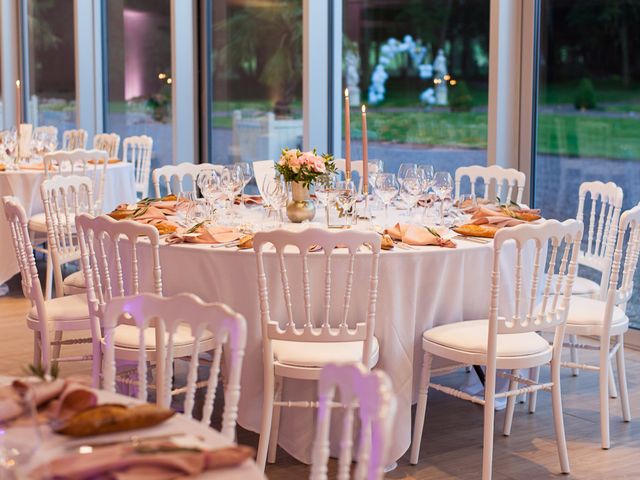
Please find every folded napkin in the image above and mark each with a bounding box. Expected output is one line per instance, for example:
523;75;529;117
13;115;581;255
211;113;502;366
19;163;55;171
29;442;255;480
0;378;96;424
234;195;263;206
166;225;243;245
469;206;526;228
385;223;456;248
88;158;121;165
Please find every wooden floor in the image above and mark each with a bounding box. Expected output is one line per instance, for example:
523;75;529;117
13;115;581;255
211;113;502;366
1;274;639;479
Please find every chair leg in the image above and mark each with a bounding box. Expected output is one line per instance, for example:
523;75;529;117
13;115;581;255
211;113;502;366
482;364;497;480
44;249;53;300
267;376;283;464
528;366;540;413
503;369;518;436
570;334;579;376
410;352;432;465
33;332;42;366
550;357;570;473
616;335;631;422
608;360;618;399
256;369;275;471
599;337;610;449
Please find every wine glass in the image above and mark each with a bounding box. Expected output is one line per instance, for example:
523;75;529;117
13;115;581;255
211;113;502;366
334;180;357;224
400;176;423;219
315;173;337;209
196;170;221;220
237;162;254;208
368;159;383;194
176;190;195;226
374;173;399;225
263;175;288;225
433;171;453;226
397;163;417;186
220;165;245;218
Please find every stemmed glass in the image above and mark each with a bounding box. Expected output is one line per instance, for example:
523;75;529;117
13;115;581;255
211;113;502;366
315;173;337;210
262;175;288;225
374;173;399;225
334;180;357;224
196;170;221;220
237;162;253;209
433;171;454;226
0;130;17;167
220;165;245;218
418;164;435;218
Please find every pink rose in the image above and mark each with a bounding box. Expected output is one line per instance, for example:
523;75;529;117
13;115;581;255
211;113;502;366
312;157;326;173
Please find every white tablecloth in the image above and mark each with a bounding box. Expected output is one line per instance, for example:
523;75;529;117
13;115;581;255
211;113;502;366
0;377;265;479
0;163;137;284
123;221;533;465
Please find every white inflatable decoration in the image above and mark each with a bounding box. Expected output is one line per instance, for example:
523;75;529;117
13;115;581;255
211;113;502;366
367;35;448;106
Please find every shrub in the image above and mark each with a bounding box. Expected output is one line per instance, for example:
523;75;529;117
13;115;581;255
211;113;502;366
574;78;597;110
449;80;473;112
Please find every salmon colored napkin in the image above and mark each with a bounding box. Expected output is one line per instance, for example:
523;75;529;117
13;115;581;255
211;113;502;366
88;158;121;165
29;442;255;480
234;195;263;205
166;224;243;245
469;205;526;228
385;223;456;248
19;163;56;171
0;378;96;424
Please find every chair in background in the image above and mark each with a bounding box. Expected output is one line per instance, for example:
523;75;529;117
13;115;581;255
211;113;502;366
103;292;247;441
454;165;526;204
122;135;153;199
310;363;396;480
40;175;94;299
152;162;219;197
410;219;583;480
557;202;640;449
93;132;121;159
63;129;88;150
76;213;216;397
253;228;382;470
3;196;91;374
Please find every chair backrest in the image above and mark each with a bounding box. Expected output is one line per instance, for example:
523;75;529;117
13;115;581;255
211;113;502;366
76;213;162;386
253;159;275;200
576;181;623;297
63;129;88;150
122;135;153;199
604;203;640;321
152;162;218;197
455;165;526;203
40;175;95;297
310;363;396;480
253;228;381;361
93;133;121;159
491;219;583;336
44;149;109;213
2;196;51;366
103;292;247;440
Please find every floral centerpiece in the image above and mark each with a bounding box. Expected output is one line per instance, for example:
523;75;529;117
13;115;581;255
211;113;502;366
275;148;336;222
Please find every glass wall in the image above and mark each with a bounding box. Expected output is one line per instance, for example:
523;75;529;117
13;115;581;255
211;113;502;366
533;0;640;326
342;0;490;176
26;0;76;136
105;0;172;169
207;0;303;167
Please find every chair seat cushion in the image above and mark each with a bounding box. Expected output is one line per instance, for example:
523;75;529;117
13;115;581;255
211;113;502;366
572;275;600;296
27;212;48;232
63;271;85;295
423;319;550;357
28;294;89;322
567;296;628;327
272;336;379;368
113;324;213;350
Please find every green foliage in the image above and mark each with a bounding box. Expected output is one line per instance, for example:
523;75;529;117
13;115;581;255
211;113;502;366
574;78;597;110
448;81;474;112
24;362;58;380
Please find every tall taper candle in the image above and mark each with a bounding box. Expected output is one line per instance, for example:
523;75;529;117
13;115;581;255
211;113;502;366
361;105;368;194
15;80;21;127
344;88;351;180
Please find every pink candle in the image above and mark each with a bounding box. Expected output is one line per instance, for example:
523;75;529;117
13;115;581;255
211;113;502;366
361;105;368;194
15;80;21;127
344;88;351;180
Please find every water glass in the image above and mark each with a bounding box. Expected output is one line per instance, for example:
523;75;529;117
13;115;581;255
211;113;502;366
433;171;453;226
326;180;357;228
374;173;399;225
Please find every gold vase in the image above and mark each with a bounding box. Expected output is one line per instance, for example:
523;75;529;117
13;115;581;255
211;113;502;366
286;181;316;223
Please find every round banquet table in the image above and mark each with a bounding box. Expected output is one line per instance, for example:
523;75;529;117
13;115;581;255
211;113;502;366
0;162;137;285
123;209;538;466
0;376;265;479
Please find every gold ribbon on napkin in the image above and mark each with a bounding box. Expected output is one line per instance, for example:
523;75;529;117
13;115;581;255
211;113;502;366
385;223;456;248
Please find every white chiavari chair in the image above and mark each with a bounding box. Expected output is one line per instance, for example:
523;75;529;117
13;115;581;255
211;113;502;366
310;363;396;480
93;132;121;159
454;165;526;204
3;196;92;374
152;162;220;197
76;213;216;400
253;228;382;471
40;175;94;300
103;292;247;441
63;129;88;150
410;219;583;480
558;203;639;449
122;135;153;199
